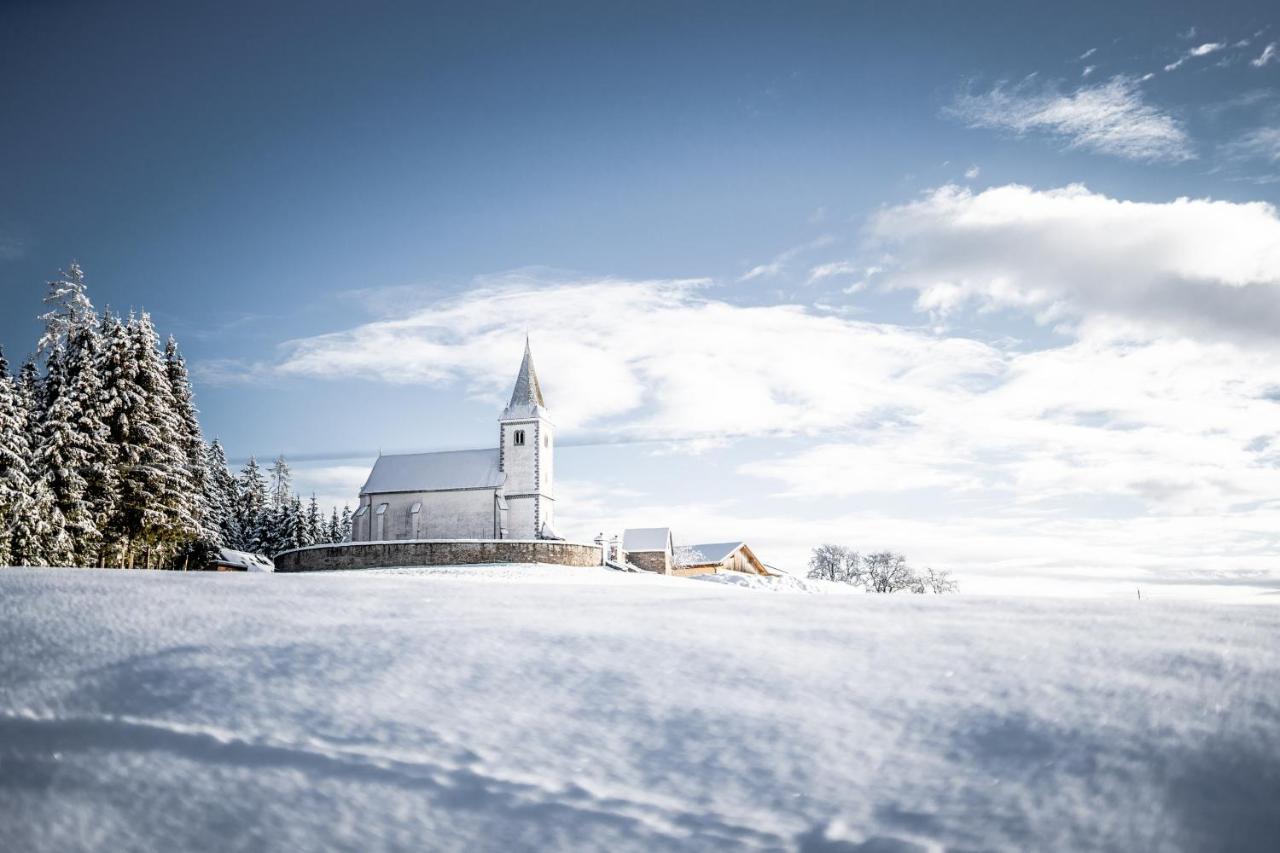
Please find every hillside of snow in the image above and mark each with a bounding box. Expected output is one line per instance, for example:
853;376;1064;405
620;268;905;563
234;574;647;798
2;564;1278;852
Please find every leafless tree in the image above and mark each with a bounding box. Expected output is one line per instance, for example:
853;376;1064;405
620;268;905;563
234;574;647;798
807;544;861;583
915;567;958;594
861;551;917;593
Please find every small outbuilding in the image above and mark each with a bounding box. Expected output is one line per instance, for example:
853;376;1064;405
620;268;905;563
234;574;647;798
674;542;770;577
208;548;275;573
621;527;674;574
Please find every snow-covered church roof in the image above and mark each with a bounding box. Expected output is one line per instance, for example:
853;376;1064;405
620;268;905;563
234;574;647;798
362;448;505;495
501;338;547;420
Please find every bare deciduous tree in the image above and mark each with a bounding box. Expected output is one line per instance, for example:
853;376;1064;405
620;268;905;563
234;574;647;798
807;544;861;583
861;551;916;593
807;545;957;594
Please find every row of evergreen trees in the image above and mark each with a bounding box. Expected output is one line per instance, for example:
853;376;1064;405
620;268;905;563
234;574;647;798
0;263;349;568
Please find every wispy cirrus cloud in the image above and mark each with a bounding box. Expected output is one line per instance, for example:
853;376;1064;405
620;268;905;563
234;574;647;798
946;76;1193;162
739;235;836;281
1224;126;1280;165
1252;42;1277;68
1164;41;1225;72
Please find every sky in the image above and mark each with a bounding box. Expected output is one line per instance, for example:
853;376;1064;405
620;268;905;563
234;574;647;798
4;0;1280;597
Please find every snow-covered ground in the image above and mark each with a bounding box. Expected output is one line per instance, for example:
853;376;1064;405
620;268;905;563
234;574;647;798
1;564;1278;852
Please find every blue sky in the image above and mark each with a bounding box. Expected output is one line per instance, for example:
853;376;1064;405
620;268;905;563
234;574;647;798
4;1;1280;595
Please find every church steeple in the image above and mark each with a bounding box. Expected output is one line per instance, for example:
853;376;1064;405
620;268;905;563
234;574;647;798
502;337;546;419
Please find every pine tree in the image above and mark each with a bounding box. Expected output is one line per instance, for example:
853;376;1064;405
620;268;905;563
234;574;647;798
0;347;32;566
305;495;321;546
128;313;198;565
38;262;96;356
235;456;268;553
204;439;237;548
288;494;307;551
165;337;211;551
10;473;74;567
97;312;141;565
30;324;113;565
339;505;352;543
326;506;341;545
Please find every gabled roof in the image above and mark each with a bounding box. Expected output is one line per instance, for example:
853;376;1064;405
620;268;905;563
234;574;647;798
623;527;672;552
215;548;274;572
362;448;505;495
678;542;745;565
502;338;547;420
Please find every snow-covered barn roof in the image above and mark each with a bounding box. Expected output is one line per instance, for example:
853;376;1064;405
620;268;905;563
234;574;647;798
678;542;745;565
214;548;274;572
623;527;672;552
362;448;505;495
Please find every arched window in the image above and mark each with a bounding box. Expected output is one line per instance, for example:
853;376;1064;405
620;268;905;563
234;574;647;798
410;501;422;538
514;429;526;446
374;502;389;540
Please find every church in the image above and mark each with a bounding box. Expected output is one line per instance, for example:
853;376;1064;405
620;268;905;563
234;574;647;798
350;341;559;542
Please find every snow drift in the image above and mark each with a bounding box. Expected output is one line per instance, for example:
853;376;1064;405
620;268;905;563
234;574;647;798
1;564;1277;852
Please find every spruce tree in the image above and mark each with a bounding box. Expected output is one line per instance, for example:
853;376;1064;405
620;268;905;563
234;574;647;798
204;439;237;548
235;456;268;553
305;494;322;546
38;262;96;356
31;325;113;565
339;505;352;543
0;348;32;566
326;506;340;545
165;337;211;548
97;312;141;565
128;313;198;565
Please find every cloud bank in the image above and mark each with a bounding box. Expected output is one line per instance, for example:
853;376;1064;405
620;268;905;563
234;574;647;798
868;183;1280;343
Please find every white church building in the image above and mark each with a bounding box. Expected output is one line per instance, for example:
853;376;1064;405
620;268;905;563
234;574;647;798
351;341;559;542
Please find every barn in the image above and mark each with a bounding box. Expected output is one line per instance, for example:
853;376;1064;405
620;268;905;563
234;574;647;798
674;542;770;577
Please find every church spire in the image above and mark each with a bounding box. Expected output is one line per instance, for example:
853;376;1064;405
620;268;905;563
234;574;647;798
502;337;546;419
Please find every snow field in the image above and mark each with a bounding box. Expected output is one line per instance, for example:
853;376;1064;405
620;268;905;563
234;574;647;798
1;564;1277;852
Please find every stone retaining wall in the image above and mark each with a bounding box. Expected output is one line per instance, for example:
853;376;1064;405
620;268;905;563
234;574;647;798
273;539;603;573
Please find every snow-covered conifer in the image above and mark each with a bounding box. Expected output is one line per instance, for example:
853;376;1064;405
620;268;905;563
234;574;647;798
38;262;96;356
305;494;321;546
165;337;211;547
235;456;268;553
0;348;33;566
203;439;237;547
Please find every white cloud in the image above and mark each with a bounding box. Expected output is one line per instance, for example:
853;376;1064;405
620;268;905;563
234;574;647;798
867;183;1280;343
1081;65;1096;78
806;261;859;283
1165;41;1226;71
964;164;981;179
275;272;1002;440
946;76;1193;162
1078;47;1097;60
1252;42;1277;67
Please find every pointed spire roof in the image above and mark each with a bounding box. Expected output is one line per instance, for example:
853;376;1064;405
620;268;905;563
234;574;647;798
502;338;547;419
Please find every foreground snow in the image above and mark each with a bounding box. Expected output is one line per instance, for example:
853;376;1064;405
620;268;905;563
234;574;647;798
1;565;1278;852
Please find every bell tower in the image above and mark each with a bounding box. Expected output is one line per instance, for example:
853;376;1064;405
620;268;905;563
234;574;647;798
498;339;555;538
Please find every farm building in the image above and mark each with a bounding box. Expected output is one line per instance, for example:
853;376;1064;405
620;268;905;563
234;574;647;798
621;527;675;574
621;528;771;577
208;548;275;572
674;542;769;577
